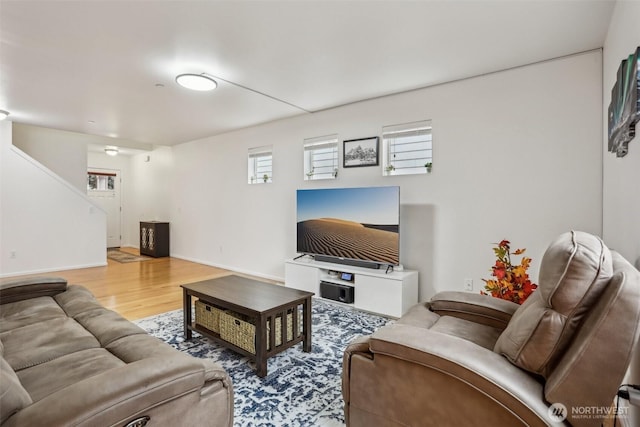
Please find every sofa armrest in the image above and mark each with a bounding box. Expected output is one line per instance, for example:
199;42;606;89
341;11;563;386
202;358;233;389
2;355;230;427
366;324;558;426
0;277;67;304
429;291;519;329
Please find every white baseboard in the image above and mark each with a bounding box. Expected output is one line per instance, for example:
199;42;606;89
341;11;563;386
170;253;284;284
0;261;108;279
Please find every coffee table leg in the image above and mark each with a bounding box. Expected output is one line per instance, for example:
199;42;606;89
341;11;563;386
256;313;268;377
303;297;312;352
183;288;192;340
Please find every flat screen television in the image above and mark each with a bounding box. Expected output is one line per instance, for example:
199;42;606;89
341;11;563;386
608;46;640;157
296;186;400;267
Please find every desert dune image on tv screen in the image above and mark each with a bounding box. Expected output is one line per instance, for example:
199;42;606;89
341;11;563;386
296;187;399;265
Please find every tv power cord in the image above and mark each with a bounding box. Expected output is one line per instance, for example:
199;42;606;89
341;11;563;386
617;384;640;405
613;384;640;427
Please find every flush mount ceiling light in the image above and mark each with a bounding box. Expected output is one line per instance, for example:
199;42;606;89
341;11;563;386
0;110;9;120
104;146;119;156
175;73;218;91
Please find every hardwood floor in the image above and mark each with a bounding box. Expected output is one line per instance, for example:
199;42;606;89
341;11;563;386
9;248;240;320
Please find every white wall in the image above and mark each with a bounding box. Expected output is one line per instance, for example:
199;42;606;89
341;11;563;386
127;147;174;247
2;121;168;272
87;147;173;248
171;50;603;299
0;121;107;277
88;147;173;248
10;125;149;253
602;2;640;424
13;123;89;192
13;125;168;250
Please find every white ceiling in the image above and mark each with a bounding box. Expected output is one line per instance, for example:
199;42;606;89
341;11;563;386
0;0;615;147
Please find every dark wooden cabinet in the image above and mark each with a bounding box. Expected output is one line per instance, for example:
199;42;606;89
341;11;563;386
140;221;169;257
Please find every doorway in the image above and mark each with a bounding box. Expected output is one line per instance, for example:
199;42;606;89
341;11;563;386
87;169;121;248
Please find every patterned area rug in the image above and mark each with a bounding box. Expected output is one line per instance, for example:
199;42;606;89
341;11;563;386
134;299;390;427
107;248;151;263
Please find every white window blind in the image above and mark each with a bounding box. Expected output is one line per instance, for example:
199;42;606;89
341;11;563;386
382;120;432;176
303;134;338;180
248;145;273;184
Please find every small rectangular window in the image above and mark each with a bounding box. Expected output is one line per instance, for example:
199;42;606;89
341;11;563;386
304;134;338;180
87;172;116;190
382;120;432;176
248;145;273;184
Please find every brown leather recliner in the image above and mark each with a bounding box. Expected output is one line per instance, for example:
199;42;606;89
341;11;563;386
342;231;640;426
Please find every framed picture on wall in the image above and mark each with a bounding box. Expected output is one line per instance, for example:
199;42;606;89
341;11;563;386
343;136;379;168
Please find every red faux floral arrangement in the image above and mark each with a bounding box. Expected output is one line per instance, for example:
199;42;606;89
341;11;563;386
481;239;537;304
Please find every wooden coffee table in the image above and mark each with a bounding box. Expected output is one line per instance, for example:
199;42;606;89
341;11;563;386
181;275;314;377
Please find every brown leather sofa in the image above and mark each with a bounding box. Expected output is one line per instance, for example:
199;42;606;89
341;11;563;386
343;231;640;426
0;277;233;427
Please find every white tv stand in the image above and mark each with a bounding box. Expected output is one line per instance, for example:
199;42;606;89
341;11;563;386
284;257;418;318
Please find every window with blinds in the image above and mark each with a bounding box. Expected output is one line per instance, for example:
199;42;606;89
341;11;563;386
303;134;338;180
382;120;432;176
248;145;273;184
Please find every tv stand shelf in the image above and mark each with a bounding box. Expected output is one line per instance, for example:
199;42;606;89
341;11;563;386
285;258;418;318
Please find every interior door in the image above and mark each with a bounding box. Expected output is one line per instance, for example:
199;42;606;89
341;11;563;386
87;169;121;248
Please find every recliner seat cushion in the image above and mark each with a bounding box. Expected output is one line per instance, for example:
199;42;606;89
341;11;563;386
493;231;613;377
0;317;101;371
0;297;66;333
16;348;125;403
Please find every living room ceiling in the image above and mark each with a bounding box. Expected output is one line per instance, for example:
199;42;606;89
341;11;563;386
0;1;615;146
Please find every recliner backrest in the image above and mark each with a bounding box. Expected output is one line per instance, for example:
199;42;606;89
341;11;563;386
493;231;613;377
544;251;640;426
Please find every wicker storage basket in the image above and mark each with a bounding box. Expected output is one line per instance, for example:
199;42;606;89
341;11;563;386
269;311;303;349
219;309;302;354
195;300;223;333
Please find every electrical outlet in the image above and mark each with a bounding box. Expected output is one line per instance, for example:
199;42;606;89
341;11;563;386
10;250;16;259
464;278;473;291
